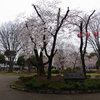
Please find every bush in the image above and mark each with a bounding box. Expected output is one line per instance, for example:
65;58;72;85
15;76;100;91
83;80;100;90
39;81;50;89
51;68;59;74
60;84;75;90
25;78;41;89
60;80;100;91
48;84;59;90
73;82;86;90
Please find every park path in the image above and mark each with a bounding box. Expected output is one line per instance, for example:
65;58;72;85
0;74;100;100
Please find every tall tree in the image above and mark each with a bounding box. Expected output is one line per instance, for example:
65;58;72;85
45;8;69;79
23;2;61;75
25;3;69;79
25;22;48;75
78;11;95;77
66;10;95;77
0;22;22;72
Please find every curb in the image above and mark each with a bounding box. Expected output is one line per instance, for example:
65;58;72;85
10;84;100;94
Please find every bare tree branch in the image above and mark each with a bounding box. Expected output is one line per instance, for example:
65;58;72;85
84;10;95;54
57;8;60;28
32;4;45;25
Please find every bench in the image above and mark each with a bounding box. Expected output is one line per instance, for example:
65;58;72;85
64;73;85;82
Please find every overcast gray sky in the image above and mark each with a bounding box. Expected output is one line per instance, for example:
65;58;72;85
0;0;100;24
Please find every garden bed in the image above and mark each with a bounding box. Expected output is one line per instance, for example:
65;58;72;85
10;75;100;94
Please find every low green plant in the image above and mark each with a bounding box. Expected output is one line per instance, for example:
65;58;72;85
39;81;50;89
25;78;41;89
51;68;59;74
48;84;59;90
14;76;100;92
60;80;100;91
73;82;86;90
60;84;75;90
83;80;100;90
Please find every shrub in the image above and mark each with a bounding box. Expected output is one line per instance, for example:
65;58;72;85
47;84;59;90
25;78;41;89
73;82;85;90
83;80;100;90
60;84;75;90
16;76;100;91
60;80;100;91
51;68;59;74
40;81;50;89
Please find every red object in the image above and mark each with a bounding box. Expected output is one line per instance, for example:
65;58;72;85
94;32;96;36
86;32;90;37
77;33;82;37
94;31;99;36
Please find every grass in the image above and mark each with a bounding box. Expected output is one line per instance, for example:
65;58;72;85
0;71;37;76
1;71;100;77
0;71;64;77
52;73;100;77
86;73;100;77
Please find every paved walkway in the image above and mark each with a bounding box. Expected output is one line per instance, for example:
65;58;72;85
0;74;100;100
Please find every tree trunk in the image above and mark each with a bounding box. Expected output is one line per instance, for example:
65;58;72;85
39;51;45;76
35;58;45;76
79;22;86;77
8;57;14;72
81;55;86;77
47;58;52;79
34;48;45;76
39;66;45;76
61;65;64;70
28;64;31;73
8;61;13;72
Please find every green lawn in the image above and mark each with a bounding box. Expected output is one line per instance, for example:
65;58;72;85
0;71;100;77
0;71;37;76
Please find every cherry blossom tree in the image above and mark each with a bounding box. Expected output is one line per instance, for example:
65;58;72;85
66;10;95;77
